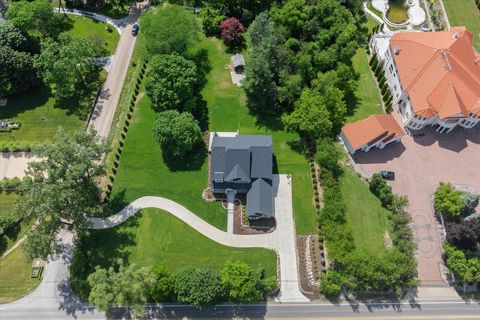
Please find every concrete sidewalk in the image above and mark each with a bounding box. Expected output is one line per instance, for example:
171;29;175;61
90;174;308;303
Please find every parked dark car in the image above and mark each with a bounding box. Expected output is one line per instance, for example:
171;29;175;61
132;23;139;36
380;170;395;180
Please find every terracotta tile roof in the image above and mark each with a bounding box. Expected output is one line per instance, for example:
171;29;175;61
341;114;404;150
390;27;480;119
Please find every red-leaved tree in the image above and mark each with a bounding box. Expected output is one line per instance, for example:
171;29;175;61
220;17;244;47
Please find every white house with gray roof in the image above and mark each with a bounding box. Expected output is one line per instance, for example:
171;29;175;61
210;134;274;219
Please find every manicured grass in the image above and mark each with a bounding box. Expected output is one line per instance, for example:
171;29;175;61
77;208;276;277
347;48;384;123
0;192;33;256
66;14;120;55
0;14;117;144
0;192;16;216
200;36;317;235
110;95;227;230
443;0;480;51
110;35;317;234
340;167;391;253
0;86;84;143
0;246;40;304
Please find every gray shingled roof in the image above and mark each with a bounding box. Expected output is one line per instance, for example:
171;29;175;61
247;178;274;218
231;53;245;68
211;134;274;218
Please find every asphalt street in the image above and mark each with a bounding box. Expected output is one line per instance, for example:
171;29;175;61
2;300;480;319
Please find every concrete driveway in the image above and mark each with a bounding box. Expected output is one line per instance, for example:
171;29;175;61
353;124;480;287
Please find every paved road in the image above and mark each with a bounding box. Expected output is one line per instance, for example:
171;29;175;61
89;3;143;139
2;298;480;319
0;4;142;179
90;175;308;303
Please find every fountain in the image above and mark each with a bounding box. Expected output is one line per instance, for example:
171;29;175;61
386;0;409;24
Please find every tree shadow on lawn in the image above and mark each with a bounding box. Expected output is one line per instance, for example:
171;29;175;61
70;212;141;293
0;86;51;119
0;221;22;256
107;188;129;216
252;110;285;132
162;142;207;172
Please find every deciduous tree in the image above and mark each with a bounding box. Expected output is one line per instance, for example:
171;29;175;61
174;267;222;308
315;139;342;175
15;129;107;260
220;261;263;303
140;5;198;56
6;0;65;38
434;183;465;221
34;32;100;106
153;110;203;158
200;5;225;37
220;17;244;47
0;46;39;97
282;88;332;140
446;219;480;251
145;54;197;112
88;263;156;317
150;263;174;302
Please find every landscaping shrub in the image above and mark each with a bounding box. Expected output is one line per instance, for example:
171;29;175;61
0;177;22;191
434;182;465;221
443;244;480;285
369;53;378;66
220;17;244;47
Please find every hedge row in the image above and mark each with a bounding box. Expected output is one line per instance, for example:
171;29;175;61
0;141;41;152
105;61;148;198
369;58;393;112
0;177;23;191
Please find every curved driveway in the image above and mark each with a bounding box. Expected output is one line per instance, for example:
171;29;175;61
90;175;308;303
0;174;307;319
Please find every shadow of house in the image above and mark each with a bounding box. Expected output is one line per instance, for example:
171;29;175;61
210;134;274;220
353;142;406;164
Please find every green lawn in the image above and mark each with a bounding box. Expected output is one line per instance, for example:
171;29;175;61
0;192;33;257
347;48;384;123
0;246;40;304
110;95;227;230
75;208;276;277
340;167;391;253
0;192;16;216
443;0;480;51
200;36;317;235
110;35;317;234
0;86;84;143
65;14;120;55
0;14;119;144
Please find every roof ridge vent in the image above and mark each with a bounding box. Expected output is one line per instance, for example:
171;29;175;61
440;49;452;71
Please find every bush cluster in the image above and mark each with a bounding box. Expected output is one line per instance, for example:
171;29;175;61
369;55;393;112
74;258;278;313
0;141;40;152
0;177;23;191
318;167;417;297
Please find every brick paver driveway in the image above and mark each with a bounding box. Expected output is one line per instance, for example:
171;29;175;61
353;124;480;286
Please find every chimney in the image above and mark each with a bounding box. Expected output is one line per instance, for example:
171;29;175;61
394;46;400;55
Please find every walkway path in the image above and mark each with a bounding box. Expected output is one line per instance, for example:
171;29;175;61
54;8;126;34
0;175;307;319
90;175;308;302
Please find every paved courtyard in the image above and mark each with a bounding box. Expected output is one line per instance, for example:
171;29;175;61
353;121;480;287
